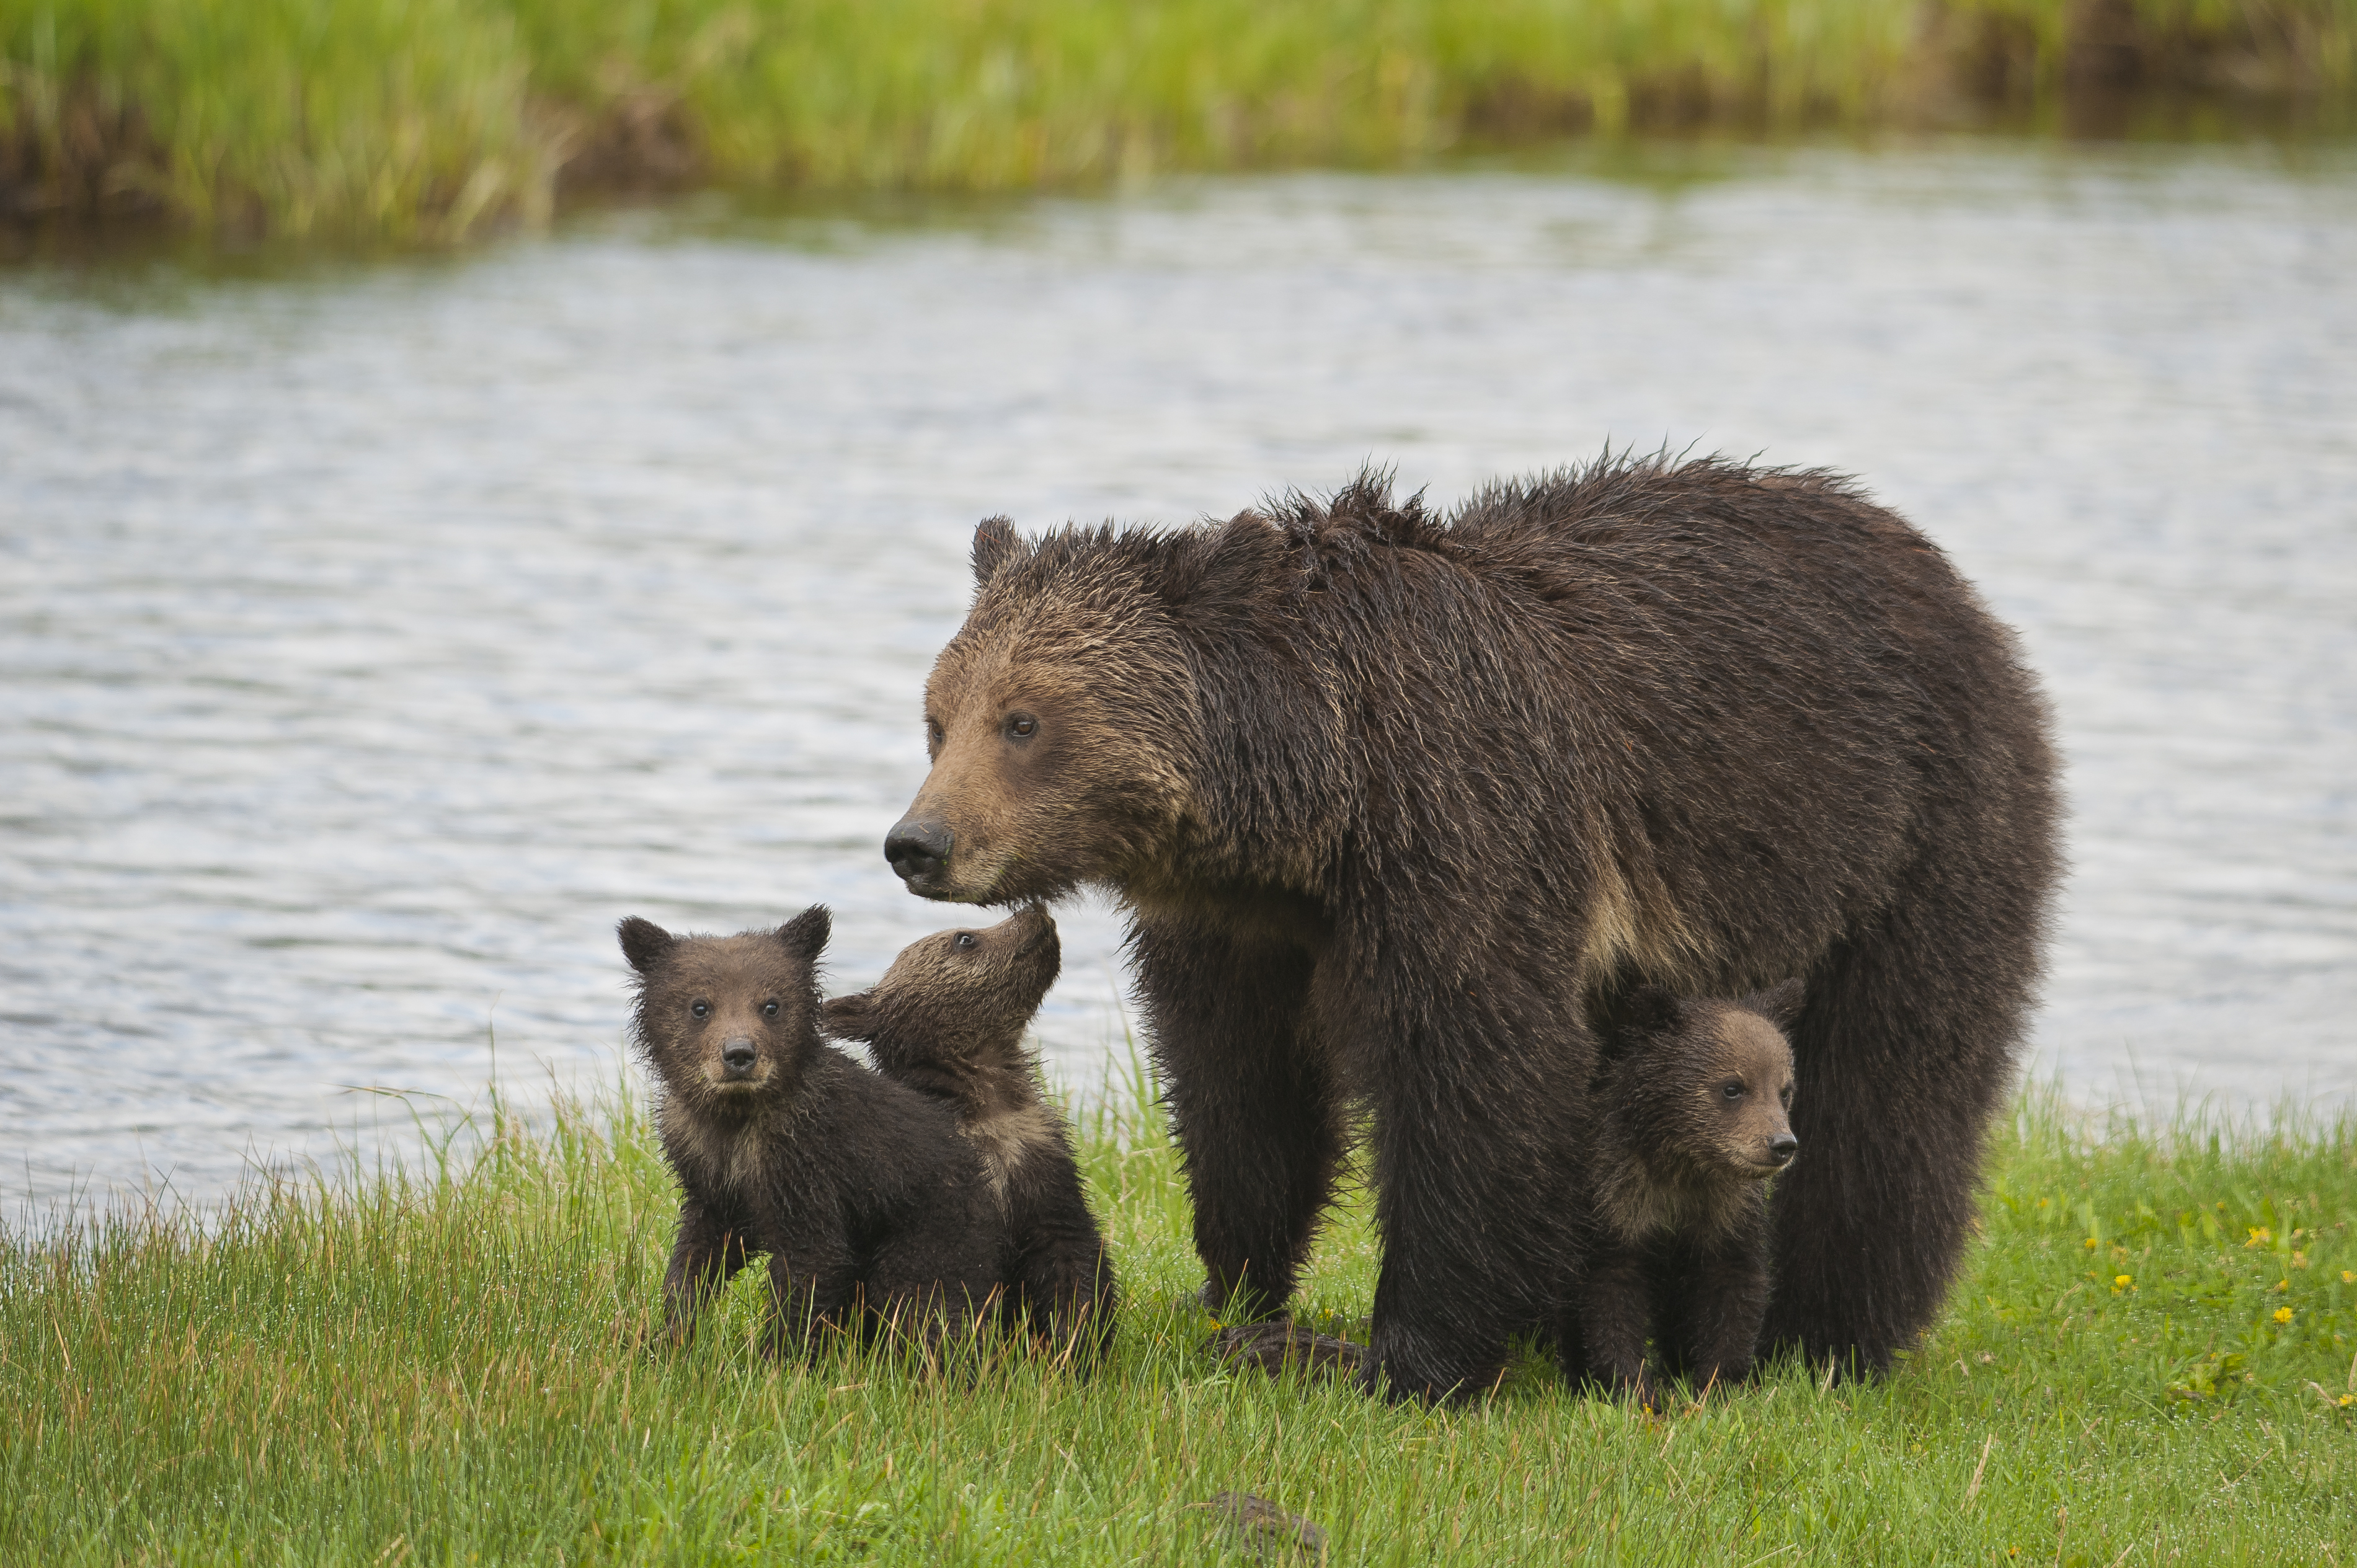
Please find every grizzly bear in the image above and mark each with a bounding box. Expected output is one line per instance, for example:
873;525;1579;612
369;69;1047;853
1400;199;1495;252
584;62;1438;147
618;906;1010;1355
1559;981;1803;1409
883;453;2059;1401
821;903;1117;1364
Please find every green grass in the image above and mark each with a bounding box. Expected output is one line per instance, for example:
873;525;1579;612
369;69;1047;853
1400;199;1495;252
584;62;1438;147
4;0;2355;242
3;1074;2354;1564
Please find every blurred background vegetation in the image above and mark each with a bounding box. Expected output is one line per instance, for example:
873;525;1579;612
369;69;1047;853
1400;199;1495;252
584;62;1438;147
3;0;2353;242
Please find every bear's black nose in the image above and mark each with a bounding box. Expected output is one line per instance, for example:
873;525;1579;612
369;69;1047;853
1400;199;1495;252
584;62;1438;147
721;1037;757;1075
884;816;954;884
1767;1134;1798;1165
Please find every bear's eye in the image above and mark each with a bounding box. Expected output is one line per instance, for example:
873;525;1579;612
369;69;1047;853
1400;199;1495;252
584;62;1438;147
761;1000;779;1017
690;999;710;1019
1721;1081;1744;1102
1005;712;1037;740
925;719;944;748
1780;1084;1793;1106
954;932;978;950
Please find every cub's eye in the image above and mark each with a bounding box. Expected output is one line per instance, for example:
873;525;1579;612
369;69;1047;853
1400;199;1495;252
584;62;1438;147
1721;1081;1744;1102
954;932;978;950
1005;712;1037;740
1780;1085;1794;1106
690;1000;710;1019
925;719;944;747
761;1000;779;1017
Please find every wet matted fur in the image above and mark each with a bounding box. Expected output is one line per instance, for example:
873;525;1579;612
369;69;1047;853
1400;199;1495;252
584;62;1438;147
823;904;1117;1365
618;906;1010;1355
884;453;2061;1401
1561;981;1802;1408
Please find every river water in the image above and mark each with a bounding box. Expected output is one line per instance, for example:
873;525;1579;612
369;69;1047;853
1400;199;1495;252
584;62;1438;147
4;138;2353;1216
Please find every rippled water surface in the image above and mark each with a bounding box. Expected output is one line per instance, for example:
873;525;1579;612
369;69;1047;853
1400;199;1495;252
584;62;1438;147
4;140;2354;1212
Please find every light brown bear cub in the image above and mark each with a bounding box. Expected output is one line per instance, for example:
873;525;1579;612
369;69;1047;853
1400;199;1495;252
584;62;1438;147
823;903;1116;1365
1559;980;1803;1408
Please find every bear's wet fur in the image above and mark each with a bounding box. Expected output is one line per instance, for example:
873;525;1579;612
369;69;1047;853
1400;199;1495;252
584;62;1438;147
618;906;1011;1356
886;453;2060;1401
822;903;1117;1365
1561;980;1803;1408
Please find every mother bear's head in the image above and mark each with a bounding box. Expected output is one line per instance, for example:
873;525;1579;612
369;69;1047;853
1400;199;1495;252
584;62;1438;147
884;515;1210;906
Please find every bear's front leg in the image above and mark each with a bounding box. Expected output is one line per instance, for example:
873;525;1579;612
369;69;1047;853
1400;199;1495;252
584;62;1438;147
1352;968;1594;1404
1130;918;1337;1323
662;1197;750;1347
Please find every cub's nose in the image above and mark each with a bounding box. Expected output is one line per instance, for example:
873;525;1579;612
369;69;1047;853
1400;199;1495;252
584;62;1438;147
1767;1133;1799;1166
884;816;954;884
721;1037;757;1076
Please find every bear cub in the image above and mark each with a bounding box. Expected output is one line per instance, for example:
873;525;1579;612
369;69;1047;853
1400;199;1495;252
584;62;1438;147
822;903;1116;1364
1560;980;1803;1407
619;905;1010;1355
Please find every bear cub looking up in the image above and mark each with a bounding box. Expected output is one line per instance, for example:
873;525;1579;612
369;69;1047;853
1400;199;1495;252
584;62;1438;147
619;906;1010;1355
1560;980;1803;1408
823;903;1116;1365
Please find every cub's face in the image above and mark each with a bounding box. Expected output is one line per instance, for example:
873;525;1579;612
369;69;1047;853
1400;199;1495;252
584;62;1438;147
825;904;1060;1053
618;908;829;1115
1690;1007;1800;1179
884;533;1194;906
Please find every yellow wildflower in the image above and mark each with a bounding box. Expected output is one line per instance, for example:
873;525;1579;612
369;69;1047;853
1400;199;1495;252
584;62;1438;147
2342;1271;2355;1285
2114;1274;2133;1288
2245;1227;2273;1247
2083;1238;2099;1250
2293;1251;2309;1268
2274;1307;2294;1324
2276;1278;2291;1293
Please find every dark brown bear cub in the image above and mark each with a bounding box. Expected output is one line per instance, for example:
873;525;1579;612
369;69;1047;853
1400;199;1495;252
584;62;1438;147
618;906;1008;1355
822;903;1116;1365
1560;980;1803;1409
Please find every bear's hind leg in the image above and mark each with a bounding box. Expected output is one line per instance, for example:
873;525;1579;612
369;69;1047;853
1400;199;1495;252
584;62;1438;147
1761;814;2049;1374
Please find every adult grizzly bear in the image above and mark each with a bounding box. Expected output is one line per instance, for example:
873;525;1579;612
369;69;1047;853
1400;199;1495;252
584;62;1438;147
884;454;2059;1401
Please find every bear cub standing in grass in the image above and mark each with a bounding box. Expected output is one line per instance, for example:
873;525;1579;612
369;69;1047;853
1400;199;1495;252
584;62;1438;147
618;905;1011;1355
1560;981;1804;1409
823;903;1116;1365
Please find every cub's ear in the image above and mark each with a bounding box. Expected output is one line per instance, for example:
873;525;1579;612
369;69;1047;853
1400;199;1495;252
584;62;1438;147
616;916;675;975
775;905;832;960
1618;983;1685;1038
972;515;1024;585
820;991;879;1042
1749;978;1806;1030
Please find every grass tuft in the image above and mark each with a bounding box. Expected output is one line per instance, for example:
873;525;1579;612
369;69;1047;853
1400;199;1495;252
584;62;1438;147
3;1073;2354;1562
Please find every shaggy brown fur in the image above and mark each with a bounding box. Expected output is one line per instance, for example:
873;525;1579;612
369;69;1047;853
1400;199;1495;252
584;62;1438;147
618;907;1009;1355
822;904;1117;1363
884;453;2060;1401
1561;981;1802;1407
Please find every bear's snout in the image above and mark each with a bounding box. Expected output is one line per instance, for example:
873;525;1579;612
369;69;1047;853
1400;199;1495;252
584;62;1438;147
1767;1133;1798;1166
720;1036;758;1077
885;816;955;890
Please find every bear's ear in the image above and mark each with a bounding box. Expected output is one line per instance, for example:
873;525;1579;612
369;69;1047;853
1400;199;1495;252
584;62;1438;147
1749;977;1806;1030
820;991;879;1041
1618;982;1685;1039
774;904;832;962
972;515;1024;585
617;916;675;975
1155;510;1271;611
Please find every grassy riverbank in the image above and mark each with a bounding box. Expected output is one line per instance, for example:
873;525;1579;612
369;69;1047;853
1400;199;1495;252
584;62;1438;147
4;0;2353;242
4;1081;2353;1564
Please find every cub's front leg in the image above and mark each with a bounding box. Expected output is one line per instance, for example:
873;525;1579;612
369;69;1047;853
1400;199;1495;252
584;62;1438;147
1567;1241;1660;1411
662;1196;750;1347
765;1241;861;1358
